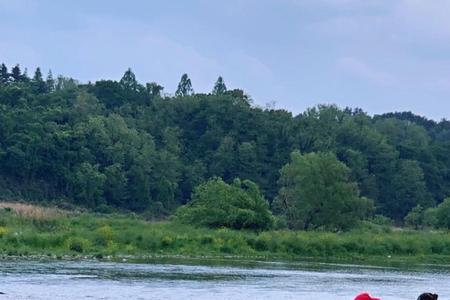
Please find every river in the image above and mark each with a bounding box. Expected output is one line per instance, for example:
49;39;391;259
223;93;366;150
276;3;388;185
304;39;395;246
0;259;449;299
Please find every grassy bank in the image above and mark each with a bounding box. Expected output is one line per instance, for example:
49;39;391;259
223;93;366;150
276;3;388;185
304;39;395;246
1;203;450;266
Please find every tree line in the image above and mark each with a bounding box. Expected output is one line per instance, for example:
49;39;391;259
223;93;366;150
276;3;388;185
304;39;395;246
1;63;450;230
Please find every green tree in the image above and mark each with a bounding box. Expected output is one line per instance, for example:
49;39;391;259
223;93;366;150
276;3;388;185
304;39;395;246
434;197;450;229
120;68;138;91
104;163;127;207
423;207;438;228
388;160;433;220
212;76;227;95
175;73;193;97
210;136;236;180
32;67;47;93
404;205;424;229
46;70;55;92
175;177;273;230
274;151;373;231
71;163;106;207
11;64;22;82
0;63;9;85
146;82;163;98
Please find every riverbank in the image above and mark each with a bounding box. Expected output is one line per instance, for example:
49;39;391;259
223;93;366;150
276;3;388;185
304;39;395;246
1;203;450;267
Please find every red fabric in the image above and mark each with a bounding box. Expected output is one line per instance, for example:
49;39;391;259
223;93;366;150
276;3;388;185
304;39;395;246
354;292;381;300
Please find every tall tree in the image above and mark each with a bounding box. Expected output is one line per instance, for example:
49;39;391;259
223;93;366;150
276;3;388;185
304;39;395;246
175;73;193;97
273;151;373;231
46;70;55;92
0;63;9;85
387;159;434;220
146;82;163;98
32;67;46;93
11;64;22;82
120;68;138;92
212;76;227;95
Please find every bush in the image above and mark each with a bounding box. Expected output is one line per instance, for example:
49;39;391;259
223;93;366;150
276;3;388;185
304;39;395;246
423;208;438;228
66;237;90;253
371;215;394;227
175;177;273;230
404;205;424;229
0;226;8;237
95;225;114;246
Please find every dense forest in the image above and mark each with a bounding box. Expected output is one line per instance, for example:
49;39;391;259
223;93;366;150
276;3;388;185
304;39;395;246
1;63;450;228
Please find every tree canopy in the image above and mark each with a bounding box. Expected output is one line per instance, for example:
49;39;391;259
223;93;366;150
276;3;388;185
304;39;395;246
273;151;373;231
175;177;273;230
0;62;449;228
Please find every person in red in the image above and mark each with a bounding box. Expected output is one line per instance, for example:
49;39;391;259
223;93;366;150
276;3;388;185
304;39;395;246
354;292;381;300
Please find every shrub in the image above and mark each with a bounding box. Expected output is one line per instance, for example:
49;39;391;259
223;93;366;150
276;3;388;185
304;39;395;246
95;225;114;246
423;208;438;228
66;237;90;253
404;205;424;229
175;177;273;230
0;226;8;237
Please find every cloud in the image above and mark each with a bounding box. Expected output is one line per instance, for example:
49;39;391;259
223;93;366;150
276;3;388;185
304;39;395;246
336;57;395;86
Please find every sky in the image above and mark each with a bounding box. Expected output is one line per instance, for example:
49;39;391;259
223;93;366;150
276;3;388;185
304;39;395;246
1;0;449;120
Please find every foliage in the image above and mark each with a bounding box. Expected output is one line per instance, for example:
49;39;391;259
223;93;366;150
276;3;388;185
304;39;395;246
212;76;227;95
0;62;450;225
433;198;450;229
175;177;273;230
175;73;193;97
404;205;425;229
3;208;450;263
274;151;374;231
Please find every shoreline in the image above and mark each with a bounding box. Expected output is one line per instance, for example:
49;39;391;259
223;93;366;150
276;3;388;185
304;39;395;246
2;252;450;271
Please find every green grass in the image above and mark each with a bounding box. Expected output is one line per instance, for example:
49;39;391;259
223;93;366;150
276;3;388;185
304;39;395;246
1;207;450;266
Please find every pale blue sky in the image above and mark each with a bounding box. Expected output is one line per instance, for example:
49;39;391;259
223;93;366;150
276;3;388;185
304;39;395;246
1;0;449;120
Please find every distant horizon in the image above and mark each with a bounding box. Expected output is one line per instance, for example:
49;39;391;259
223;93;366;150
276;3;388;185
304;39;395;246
1;1;449;121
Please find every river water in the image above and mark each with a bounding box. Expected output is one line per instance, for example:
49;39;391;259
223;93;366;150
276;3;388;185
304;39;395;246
0;259;449;299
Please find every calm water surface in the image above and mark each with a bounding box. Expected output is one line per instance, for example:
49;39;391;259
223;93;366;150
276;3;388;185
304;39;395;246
0;259;449;299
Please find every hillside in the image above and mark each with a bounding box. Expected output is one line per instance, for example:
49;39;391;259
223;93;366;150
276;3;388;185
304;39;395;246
1;63;450;224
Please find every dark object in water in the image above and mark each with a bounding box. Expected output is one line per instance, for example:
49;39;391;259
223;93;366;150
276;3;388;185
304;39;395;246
0;292;5;295
417;293;438;300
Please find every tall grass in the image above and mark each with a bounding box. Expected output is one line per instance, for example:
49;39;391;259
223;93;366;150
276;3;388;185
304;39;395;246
0;202;64;220
1;203;450;264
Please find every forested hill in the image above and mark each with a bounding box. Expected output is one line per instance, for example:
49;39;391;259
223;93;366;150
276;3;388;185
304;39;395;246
1;63;450;223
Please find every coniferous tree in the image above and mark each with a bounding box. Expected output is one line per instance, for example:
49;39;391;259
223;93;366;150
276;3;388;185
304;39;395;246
0;63;9;85
32;67;46;93
175;73;193;97
11;64;22;82
212;76;227;95
22;68;30;82
46;70;55;92
120;68;138;91
33;67;43;82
